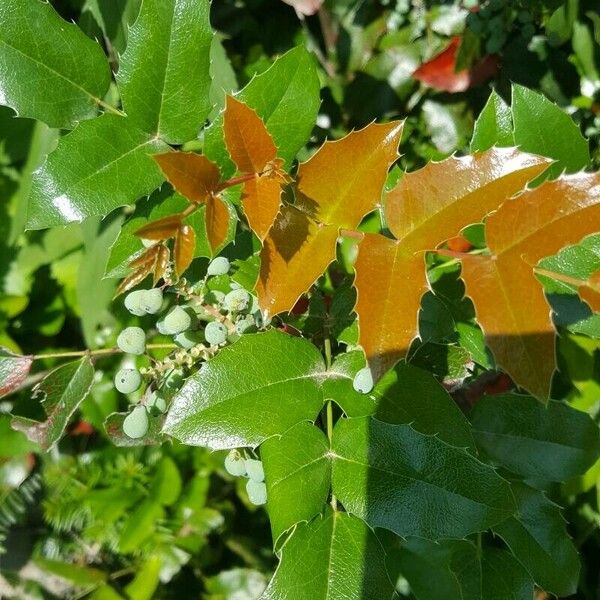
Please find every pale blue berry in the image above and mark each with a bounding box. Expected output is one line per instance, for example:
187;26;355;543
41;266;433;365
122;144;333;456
114;368;142;393
207;256;230;276
117;327;146;355
123;405;149;439
353;367;374;394
246;480;267;505
205;321;227;345
245;459;264;483
124;290;146;316
163;306;191;334
224;289;250;313
140;289;163;314
225;450;247;477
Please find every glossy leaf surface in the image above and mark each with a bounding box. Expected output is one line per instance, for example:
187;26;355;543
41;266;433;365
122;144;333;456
331;417;515;539
0;0;111;128
470;393;600;480
355;147;549;380
261;422;330;545
117;0;213;143
470;90;514;152
460;172;600;398
163;331;325;449
257;121;403;316
261;507;394;600
0;348;33;398
27;115;168;229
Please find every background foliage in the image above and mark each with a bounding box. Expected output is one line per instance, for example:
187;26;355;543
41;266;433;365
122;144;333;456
1;0;599;598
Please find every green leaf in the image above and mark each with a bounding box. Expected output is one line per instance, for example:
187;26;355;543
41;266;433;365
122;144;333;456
150;457;182;506
512;85;589;179
27;115;168;229
204;568;267;600
262;507;394;600
124;555;161;600
117;0;213;144
11;357;95;450
119;498;164;553
0;0;111;128
35;558;106;586
81;0;141;55
470;393;600;481
470;90;514;152
204;46;320;177
209;35;238;120
480;548;534;600
105;187;211;278
331;417;516;539
163;331;325;449
261;422;331;545
493;482;579;597
104;411;165;447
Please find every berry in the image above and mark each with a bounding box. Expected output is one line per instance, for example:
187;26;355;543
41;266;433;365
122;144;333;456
117;327;146;355
114;368;142;393
140;289;163;314
235;314;255;335
174;330;204;349
224;289;250;313
123;405;149;439
225;450;247;477
207;256;230;276
353;367;374;394
156;319;168;335
146;391;167;413
246;480;267;505
204;321;227;345
124;290;146;316
163;306;192;334
205;290;225;305
245;459;264;483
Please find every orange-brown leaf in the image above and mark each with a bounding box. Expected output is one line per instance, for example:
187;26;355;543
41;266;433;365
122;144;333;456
135;215;181;241
223;95;278;174
174;224;196;276
257;121;404;316
154;152;221;204
355;147;550;381
242;175;282;241
153;244;170;285
205;194;230;252
460;172;600;399
580;270;600;312
115;263;154;297
128;245;160;269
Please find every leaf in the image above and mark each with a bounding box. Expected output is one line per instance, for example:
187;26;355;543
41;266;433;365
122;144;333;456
116;0;213;143
204;46;320;177
261;422;331;545
0;347;33;398
150;457;182;506
480;548;534;600
354;147;549;380
35;558;106;586
261;507;395;600
114;243;169;296
104;411;165;447
205;193;232;253
512;84;589;179
459;172;600;398
413;37;498;93
162;331;325;449
0;0;111;128
257;121;403;316
331;417;515;539
242;175;283;242
470;90;514;152
208;36;238;119
135;215;182;240
470;393;600;480
153;152;221;204
11;357;95;450
26;115;168;229
493;482;579;597
174;224;196;275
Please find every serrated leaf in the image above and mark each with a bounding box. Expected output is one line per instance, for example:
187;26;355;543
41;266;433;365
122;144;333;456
174;224;195;275
331;417;515;539
480;548;534;600
493;482;579;596
355;147;549;380
116;0;213;143
257;121;403;316
26;115;168;229
205;193;232;252
460;172;600;398
512;84;589;179
470;90;514;152
470;393;600;480
261;422;330;545
0;347;33;398
204;46;320;177
261;507;394;600
163;331;325;449
0;0;111;128
11;357;95;450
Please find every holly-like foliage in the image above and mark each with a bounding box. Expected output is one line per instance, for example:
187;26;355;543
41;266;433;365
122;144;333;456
1;1;599;599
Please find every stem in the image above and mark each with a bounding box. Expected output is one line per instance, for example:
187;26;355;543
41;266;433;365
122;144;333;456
217;173;257;191
31;344;177;361
96;98;125;118
323;335;337;510
339;228;364;241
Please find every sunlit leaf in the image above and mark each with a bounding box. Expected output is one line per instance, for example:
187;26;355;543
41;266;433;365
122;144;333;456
205;193;231;252
174;224;196;275
135;215;182;241
242;175;283;242
257;121;403;316
355;148;549;380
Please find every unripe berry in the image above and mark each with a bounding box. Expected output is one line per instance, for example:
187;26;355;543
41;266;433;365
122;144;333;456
235;314;255;335
174;330;204;349
246;480;267;505
224;450;247;477
204;321;227;345
140;288;163;314
207;256;230;276
114;368;142;393
245;459;264;483
163;306;192;334
123;405;149;439
224;289;250;313
353;367;374;394
146;390;167;414
124;290;146;316
117;326;146;355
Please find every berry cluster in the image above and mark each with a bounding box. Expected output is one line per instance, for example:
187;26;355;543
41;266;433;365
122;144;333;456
224;450;267;506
